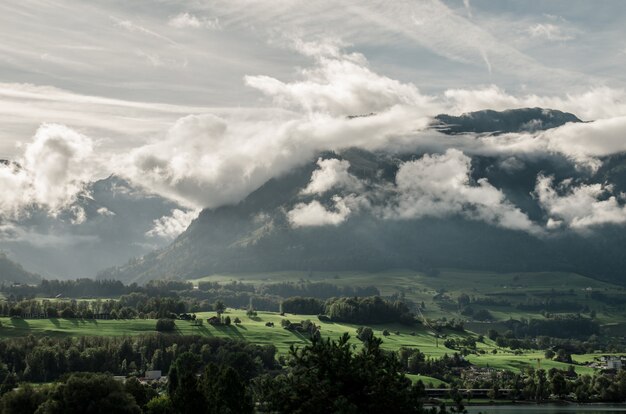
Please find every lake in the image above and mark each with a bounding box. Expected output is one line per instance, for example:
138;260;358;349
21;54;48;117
466;405;626;413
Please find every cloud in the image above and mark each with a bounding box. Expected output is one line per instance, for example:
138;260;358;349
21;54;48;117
111;16;177;45
0;124;95;219
535;175;626;230
97;207;115;217
383;149;541;233
168;13;221;30
527;23;573;41
301;158;362;195
121;45;438;209
287;196;352;227
444;85;626;120
244;44;435;116
541;116;626;169
146;208;200;239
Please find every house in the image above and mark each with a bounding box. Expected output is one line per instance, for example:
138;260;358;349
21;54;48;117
207;316;221;325
144;370;162;381
607;356;623;371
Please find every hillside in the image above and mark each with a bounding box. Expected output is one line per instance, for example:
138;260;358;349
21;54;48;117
100;108;626;284
0;253;39;284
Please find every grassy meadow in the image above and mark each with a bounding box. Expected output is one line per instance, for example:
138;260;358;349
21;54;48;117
0;307;607;379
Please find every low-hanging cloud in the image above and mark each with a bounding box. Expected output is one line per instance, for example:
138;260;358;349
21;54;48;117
301;158;362;195
146;208;200;239
6;39;626;240
0;124;95;220
287;196;352;227
383;149;541;234
535;175;626;230
120;44;437;209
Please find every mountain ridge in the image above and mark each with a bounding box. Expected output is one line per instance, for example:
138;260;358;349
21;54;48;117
97;107;626;284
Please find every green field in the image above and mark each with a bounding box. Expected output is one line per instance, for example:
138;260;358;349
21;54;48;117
0;308;606;377
190;268;626;324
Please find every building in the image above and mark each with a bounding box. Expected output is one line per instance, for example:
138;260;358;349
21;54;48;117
144;370;162;380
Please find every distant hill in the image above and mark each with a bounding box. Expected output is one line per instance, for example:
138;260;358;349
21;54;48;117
0;253;39;284
99;107;626;285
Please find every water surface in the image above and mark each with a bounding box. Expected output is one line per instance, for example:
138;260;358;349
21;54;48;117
466;405;626;414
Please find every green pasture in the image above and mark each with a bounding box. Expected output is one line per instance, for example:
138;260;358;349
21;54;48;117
189;268;626;324
0;308;610;376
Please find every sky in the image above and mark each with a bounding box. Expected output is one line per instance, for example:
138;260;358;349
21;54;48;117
2;0;626;241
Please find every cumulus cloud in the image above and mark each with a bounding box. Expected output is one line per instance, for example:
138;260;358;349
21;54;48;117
0;124;95;219
535;175;626;230
302;158;362;195
121;45;437;209
287;196;352;227
383;149;541;233
244;41;436;116
146;208;200;239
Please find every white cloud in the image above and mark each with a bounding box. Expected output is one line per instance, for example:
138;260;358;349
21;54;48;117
383;149;541;233
535;175;626;230
168;13;221;30
527;23;573;42
146;208;200;239
0;124;95;219
287;196;352;227
444;85;626;120
97;207;115;217
121;45;437;209
244;45;435;116
302;158;362;195
542;116;626;169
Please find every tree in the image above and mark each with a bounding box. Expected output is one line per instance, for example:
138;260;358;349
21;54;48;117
356;326;374;344
144;395;175;414
214;301;226;315
550;372;567;397
224;316;231;326
544;350;555;359
0;383;47;414
60;308;75;319
35;373;141;414
234;317;241;325
199;363;253;414
457;293;470;308
168;352;205;413
253;333;426;413
124;377;157;408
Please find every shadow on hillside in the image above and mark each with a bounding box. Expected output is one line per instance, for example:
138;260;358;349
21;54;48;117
214;325;244;340
287;329;310;343
10;318;29;329
49;318;61;328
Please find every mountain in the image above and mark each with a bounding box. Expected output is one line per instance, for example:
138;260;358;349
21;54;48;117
0;253;40;284
433;107;582;135
100;108;626;284
0;176;182;278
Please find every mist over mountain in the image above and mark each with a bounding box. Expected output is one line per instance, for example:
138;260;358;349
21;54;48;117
0;175;185;278
0;252;39;284
99;108;626;284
